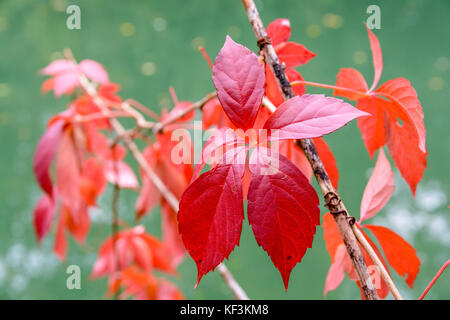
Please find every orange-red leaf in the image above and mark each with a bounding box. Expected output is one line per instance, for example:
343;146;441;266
276;42;315;68
364;224;420;288
376;78;426;153
266;18;291;46
386;120;427;195
334;68;368;101
356;97;386;158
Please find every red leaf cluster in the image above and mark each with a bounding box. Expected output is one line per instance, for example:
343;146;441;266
334;26;427;195
179;35;366;289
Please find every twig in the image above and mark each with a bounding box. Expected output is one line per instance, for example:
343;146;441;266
352;225;403;300
78;74;248;300
242;0;379;300
111;145;121;300
419;259;450;300
217;264;249;300
125;98;161;121
151;92;217;134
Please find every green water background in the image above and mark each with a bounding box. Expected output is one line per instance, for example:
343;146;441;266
0;0;448;299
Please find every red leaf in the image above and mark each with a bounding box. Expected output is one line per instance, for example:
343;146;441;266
79;157;107;206
265;65;306;108
109;266;158;300
178;164;244;285
212;36;265;129
161;201;186;267
364;224;420;288
376;78;426;153
247;151;319;289
193;127;246;179
66;202;90;243
33;194;55;242
313;137;339;189
264;94;369;140
92;226;175;278
56;129;82;224
201;97;233;129
366;26;383;91
334;68;368;101
276;42;316;68
157;278;185;300
323;213;391;298
54;205;69;260
360;149;394;222
356;97;386;158
278;140;312;181
265;64;285;107
168;101;196;123
266;18;291;46
386;120;427;195
33;119;65;196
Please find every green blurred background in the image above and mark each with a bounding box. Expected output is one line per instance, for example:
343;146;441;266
0;0;448;299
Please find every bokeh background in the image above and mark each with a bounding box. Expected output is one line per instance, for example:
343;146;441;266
0;0;448;299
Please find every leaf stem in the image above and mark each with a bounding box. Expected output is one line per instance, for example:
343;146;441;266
419;259;450;300
352;224;403;300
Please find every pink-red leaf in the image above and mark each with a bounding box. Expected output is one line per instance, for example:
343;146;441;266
247;151;319;289
324;244;351;295
33;194;55;242
105;160;139;189
33;119;65;196
212;36;265;130
360;149;394;223
178;164;244;285
366;26;383;92
79;59;109;84
264;94;369;140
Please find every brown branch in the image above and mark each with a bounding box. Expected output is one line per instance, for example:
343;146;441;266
78;74;249;300
242;0;379;300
